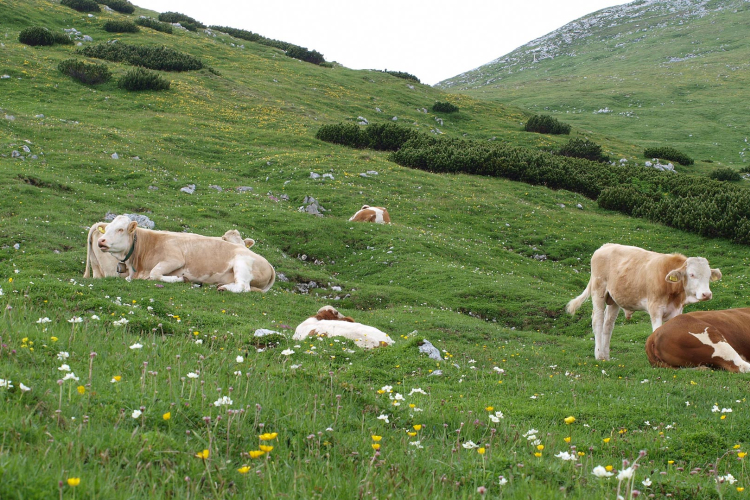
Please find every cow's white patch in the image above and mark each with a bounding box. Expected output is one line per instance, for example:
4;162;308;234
372;207;385;223
689;327;750;373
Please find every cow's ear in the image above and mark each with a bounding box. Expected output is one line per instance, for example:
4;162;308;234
710;268;722;282
665;269;683;283
97;225;105;234
127;221;138;234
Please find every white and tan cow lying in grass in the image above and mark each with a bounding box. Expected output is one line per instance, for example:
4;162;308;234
349;205;391;224
95;215;274;292
646;308;750;372
293;305;394;349
567;243;721;361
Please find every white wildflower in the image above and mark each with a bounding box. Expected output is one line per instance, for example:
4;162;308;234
462;440;479;449
187;372;199;379
213;396;233;407
129;342;143;350
36;317;51;324
57;351;70;361
408;388;427;395
58;364;71;372
555;451;577;461
19;382;31;392
132;409;142;419
498;476;508;486
235;355;244;363
281;349;294;356
113;318;129;326
592;465;614;478
68;317;83;323
642;478;652;487
617;467;635;481
377;414;389;424
62;372;79;382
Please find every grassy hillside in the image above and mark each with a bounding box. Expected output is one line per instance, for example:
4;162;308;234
2;1;750;498
438;0;750;175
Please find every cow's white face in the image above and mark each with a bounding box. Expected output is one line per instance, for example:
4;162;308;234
97;215;136;255
666;257;721;304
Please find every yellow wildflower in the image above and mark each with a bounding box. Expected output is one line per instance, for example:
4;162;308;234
372;443;381;450
195;449;209;459
371;435;382;442
259;432;278;441
163;412;171;421
478;448;486;455
259;445;273;453
67;478;81;487
413;425;422;431
564;416;576;425
237;466;251;474
564;437;571;443
249;450;265;459
77;386;85;395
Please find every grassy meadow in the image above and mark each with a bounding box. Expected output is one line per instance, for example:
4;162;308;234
1;0;750;498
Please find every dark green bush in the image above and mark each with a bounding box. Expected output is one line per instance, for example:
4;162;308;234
79;43;203;71
51;31;74;45
285;45;325;65
158;12;206;29
61;0;101;12
708;167;741;182
558;138;609;163
134;17;173;34
315;122;417;151
432;101;459;113
117;67;170;91
58;59;112;85
103;20;139;33
524;114;571;135
643;146;694;166
98;0;135;14
382;70;420;83
739;166;750;174
18;27;54;46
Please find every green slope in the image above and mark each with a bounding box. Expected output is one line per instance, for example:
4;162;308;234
2;1;750;498
438;0;750;173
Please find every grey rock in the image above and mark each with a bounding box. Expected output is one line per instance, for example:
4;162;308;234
5;114;15;121
236;186;253;193
254;328;282;337
322;173;334;180
418;339;443;361
82;35;93;42
533;254;548;261
1;75;10;79
357;116;369;125
310;172;321;179
366;170;379;176
359;173;369;178
11;150;20;158
428;369;443;377
276;273;289;282
148;186;158;191
180;184;196;194
391;116;398;121
298;195;326;216
279;194;289;201
208;185;223;192
34;114;44;118
104;212;155;229
558;204;565;208
111;153;119;160
375;107;382;113
576;203;584;210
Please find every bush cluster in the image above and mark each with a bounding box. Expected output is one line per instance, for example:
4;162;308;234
117;67;170;91
707;167;741;182
315;122;417;151
558;138;609;163
103;20;139;33
98;0;135;14
643;146;694;166
134;17;173;34
432;102;459;113
381;70;420;83
18;27;54;46
524;114;571;135
209;26;326;65
58;59;112;85
316;122;750;244
79;43;203;71
158;12;205;32
61;0;100;12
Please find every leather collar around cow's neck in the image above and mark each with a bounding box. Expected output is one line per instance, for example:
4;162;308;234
117;233;137;273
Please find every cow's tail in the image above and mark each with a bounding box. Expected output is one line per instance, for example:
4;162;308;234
261;266;276;293
83;225;95;278
566;281;591;315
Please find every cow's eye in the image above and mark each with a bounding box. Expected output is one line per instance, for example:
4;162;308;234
689;273;695;278
118;229;123;233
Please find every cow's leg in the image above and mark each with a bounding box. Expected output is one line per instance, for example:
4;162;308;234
591;287;608;360
149;260;186;283
218;256;253;293
598;303;621;361
648;304;666;331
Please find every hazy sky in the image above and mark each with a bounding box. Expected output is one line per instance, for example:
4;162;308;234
133;0;628;85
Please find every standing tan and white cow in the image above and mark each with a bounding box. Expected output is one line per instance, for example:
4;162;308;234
349;205;390;224
96;215;275;292
566;243;721;360
646;308;750;372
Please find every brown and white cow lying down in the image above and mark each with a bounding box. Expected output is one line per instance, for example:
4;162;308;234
349;205;390;224
85;223;256;278
646;308;750;372
96;215;275;292
293;305;394;349
566;243;721;361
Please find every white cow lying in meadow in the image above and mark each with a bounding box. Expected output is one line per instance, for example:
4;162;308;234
293;305;394;349
95;215;275;292
349;205;391;224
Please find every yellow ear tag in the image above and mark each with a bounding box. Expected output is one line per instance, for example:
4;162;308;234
669;275;678;282
98;226;105;233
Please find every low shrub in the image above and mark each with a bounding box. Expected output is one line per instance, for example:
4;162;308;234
558;138;609;163
315;122;417;151
98;0;135;14
79;43;203;71
739;166;750;174
208;26;326;65
117;67;170;91
285;45;325;65
643;146;694;166
58;59;112;85
103;20;139;33
524;114;571;135
134;17;173;34
708;167;741;182
432;101;459;113
18;27;54;46
61;0;101;12
158;12;206;29
51;31;74;45
383;70;420;83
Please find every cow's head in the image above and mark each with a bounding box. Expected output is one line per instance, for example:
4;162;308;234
97;215;137;255
665;257;721;303
315;305;355;322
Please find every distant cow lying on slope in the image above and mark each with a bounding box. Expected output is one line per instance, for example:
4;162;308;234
566;243;721;361
85;223;256;278
349;205;390;224
646;308;750;372
293;305;394;349
96;215;275;292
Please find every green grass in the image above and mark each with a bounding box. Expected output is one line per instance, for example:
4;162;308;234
2;0;750;498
